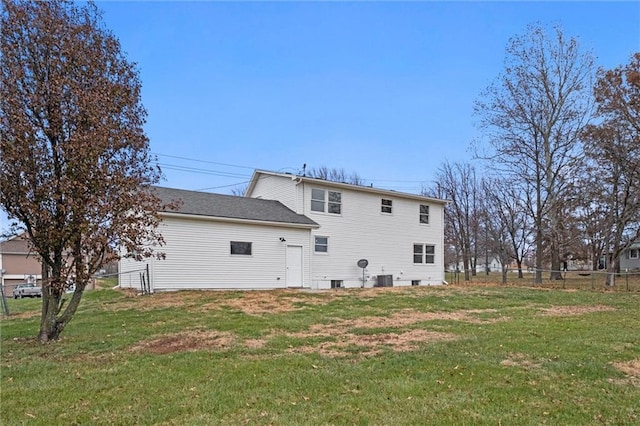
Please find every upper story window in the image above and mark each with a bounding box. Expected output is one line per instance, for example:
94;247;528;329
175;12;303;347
230;241;252;256
311;188;342;214
419;204;429;224
381;198;393;214
629;248;639;259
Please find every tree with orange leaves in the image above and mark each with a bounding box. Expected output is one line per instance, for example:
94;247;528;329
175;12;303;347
0;0;169;341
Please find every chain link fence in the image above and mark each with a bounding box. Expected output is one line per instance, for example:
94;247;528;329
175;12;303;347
446;268;640;292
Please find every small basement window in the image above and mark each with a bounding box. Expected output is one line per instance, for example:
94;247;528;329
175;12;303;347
411;280;421;286
331;280;343;288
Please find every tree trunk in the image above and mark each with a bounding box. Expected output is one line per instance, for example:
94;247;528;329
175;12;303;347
516;259;524;279
535;228;543;284
463;254;471;281
39;281;86;342
550;252;563;280
605;257;618;287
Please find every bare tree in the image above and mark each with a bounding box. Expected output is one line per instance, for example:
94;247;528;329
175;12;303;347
479;181;511;283
483;178;533;279
432;162;482;280
230;184;248;196
0;0;170;341
475;23;594;283
582;53;640;285
306;166;368;186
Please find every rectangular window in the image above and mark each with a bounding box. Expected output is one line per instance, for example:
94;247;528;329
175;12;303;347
413;244;435;264
331;280;343;288
328;191;341;214
230;241;252;255
413;244;423;264
630;249;639;259
411;280;421;286
314;236;328;253
381;198;393;214
310;188;342;214
425;245;435;264
311;189;325;212
419;205;429;224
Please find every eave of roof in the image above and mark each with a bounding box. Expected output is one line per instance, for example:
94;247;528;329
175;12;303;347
247;169;450;205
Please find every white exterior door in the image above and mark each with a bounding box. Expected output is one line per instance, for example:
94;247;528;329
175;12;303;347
286;245;303;287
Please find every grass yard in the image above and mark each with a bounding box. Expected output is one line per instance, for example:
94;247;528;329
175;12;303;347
1;283;639;425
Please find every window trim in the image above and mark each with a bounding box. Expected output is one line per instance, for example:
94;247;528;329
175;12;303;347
630;248;639;259
230;241;252;256
314;236;329;254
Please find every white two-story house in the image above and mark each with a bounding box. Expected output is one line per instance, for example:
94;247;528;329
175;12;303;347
119;170;448;291
246;170;447;289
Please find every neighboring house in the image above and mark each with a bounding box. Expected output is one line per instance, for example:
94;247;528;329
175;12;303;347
0;233;42;295
119;169;448;291
620;241;640;271
450;256;503;274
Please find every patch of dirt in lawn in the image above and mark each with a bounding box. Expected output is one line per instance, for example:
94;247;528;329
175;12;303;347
278;308;498;357
288;329;457;358
288;309;505;340
6;311;40;320
199;289;342;315
613;359;640;378
610;359;640;387
540;305;616;316
130;329;235;355
244;338;268;349
500;353;542;369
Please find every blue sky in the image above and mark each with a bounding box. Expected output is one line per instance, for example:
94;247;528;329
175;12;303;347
1;1;639;232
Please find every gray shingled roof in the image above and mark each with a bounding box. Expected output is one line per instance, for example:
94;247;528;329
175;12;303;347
152;187;318;227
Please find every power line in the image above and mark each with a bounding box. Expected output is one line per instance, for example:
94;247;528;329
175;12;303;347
153;152;430;185
152;152;257;170
157;163;251;179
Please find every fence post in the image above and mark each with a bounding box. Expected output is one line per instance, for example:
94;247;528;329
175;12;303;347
0;284;9;316
146;263;151;294
626;271;629;292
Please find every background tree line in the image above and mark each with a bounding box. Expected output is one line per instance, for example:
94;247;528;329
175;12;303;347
428;24;640;286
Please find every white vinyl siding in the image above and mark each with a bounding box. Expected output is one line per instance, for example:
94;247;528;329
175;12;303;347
248;174;299;212
300;184;445;288
120;216;312;291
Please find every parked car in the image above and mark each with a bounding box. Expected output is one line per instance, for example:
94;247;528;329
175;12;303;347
13;283;42;299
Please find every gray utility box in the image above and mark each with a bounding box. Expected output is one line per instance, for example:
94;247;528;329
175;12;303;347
375;274;393;287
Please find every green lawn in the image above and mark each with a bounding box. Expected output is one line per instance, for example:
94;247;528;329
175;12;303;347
1;284;639;425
